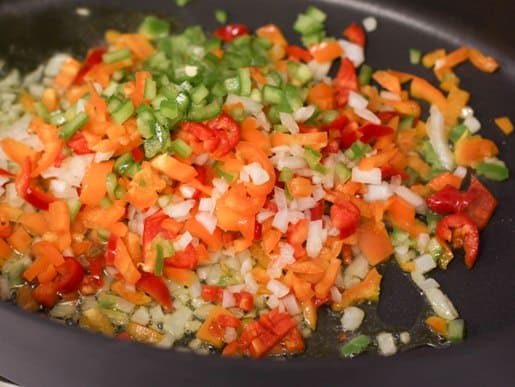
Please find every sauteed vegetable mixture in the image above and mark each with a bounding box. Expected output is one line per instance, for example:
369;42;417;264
0;7;510;358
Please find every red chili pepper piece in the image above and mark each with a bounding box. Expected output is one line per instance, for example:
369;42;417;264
343;23;366;47
359;123;394;144
214;24;250;42
333;58;358;108
436;214;479;269
462;176;498;230
136;272;173;311
165;243;198;270
55;257;85;294
426;185;475;214
74;47;108;85
330;200;361;238
66;132;94;155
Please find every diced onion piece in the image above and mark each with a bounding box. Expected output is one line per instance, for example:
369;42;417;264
242;162;270;185
306;220;325;258
293;105;316;123
330;286;342;303
174;232;193;252
281;294;301;315
225;94;263;115
393;186;427;213
341;306;365;331
363;183;393;202
376;332;397;356
195;212;218;234
460;106;474;119
224;327;238;343
399;332;411;344
413;254;436;274
424;287;458;320
222;290;236;308
463;116;481;133
272;209;289;233
163;200;195;220
198;198;215;213
279;112;300;134
338;39;365;67
348;91;368;110
427;105;455;171
267;279;290;298
453;166;467;179
352;167;382;185
307;60;331;81
179;184;196;199
354;107;381;124
131;307;150;326
411;271;440;291
363;16;378;32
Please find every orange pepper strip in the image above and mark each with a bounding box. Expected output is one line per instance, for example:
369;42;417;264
79;161;115;206
256;24;288;46
53;58;81;89
454;135;499;167
7;226;32;254
23;241;65;281
307;83;335;110
30;118;63;177
111;280;151;305
113;238;141;285
494;116;513;135
426;316;448;336
0;138;39;167
332;268;382;311
163;268;196;287
150;154;198;183
410;77;447;110
427;172;463;191
357;221;393;266
373;70;401;94
468;48;499;73
309;41;343;63
185;215;223;251
117;34;156;61
314;258;341;299
270;132;328;150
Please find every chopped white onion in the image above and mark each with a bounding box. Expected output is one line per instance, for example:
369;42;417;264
341;306;365;331
463;116;481;133
242;162;270;185
267;279;290;298
224;327;238;343
272;209;289;233
195;212;218;234
380;91;401;101
424;287;458;320
174;232;193;252
222;290;236;308
377;332;397;356
414;254;436;274
427;105;455;171
348;91;368;110
281;294;301;315
392;186;427;213
131;307;150;326
279;112;300;134
274;187;288;210
343;256;369;289
460;106;474;119
41;154;94;187
198;198;215;213
352;167;382;185
293;105;316;123
163;200;196;220
94;151;114;163
256;210;275;223
306;220;325;257
399;332;411;344
453;166;467;179
45;54;70;77
339;39;365;67
411;271;440;290
179;184;196;199
212;178;229;196
354;107;381;124
362;16;378;32
225;94;263;115
244;272;259;294
416;233;430;252
330;286;342;303
363;183;393;202
307;60;331;81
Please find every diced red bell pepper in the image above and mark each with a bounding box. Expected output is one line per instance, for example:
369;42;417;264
287;219;309;246
463;176;498;230
131;146;144;163
165;243;198;269
66;132;94;155
136;272;173;311
54;257;85;294
214;24;250;42
380;164;409;181
376;111;399;123
323;115;349;131
426;185;475;214
105;233;118;266
310;201;325;221
234;291;254;312
330;200;361;238
436;214;479;269
333;58;358;107
359;123;394;144
74;46;108;85
343;23;366;47
201;285;224;303
143;210;177;252
217;314;241;329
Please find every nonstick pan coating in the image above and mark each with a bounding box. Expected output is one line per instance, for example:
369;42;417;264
0;0;514;386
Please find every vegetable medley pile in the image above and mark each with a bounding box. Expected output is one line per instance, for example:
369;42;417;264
0;7;511;358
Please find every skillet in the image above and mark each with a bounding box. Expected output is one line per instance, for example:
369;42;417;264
0;0;514;385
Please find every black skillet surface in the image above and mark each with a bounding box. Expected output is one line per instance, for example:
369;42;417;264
0;0;514;386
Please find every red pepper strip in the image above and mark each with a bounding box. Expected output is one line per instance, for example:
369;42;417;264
54;257;85;293
25;186;56;211
330;199;361;238
136;272;173;311
333;58;358;108
67;132;94;155
343;23;366;47
214;24;250;42
15;157;55;210
436;214;479;269
131;146;144;163
201;285;224;303
74;47;108;85
286;45;313;62
463;176;498;230
426;185;475;214
0;168;15;178
106;233;118;266
380;164;409;181
359;123;394;144
165;243;198;269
